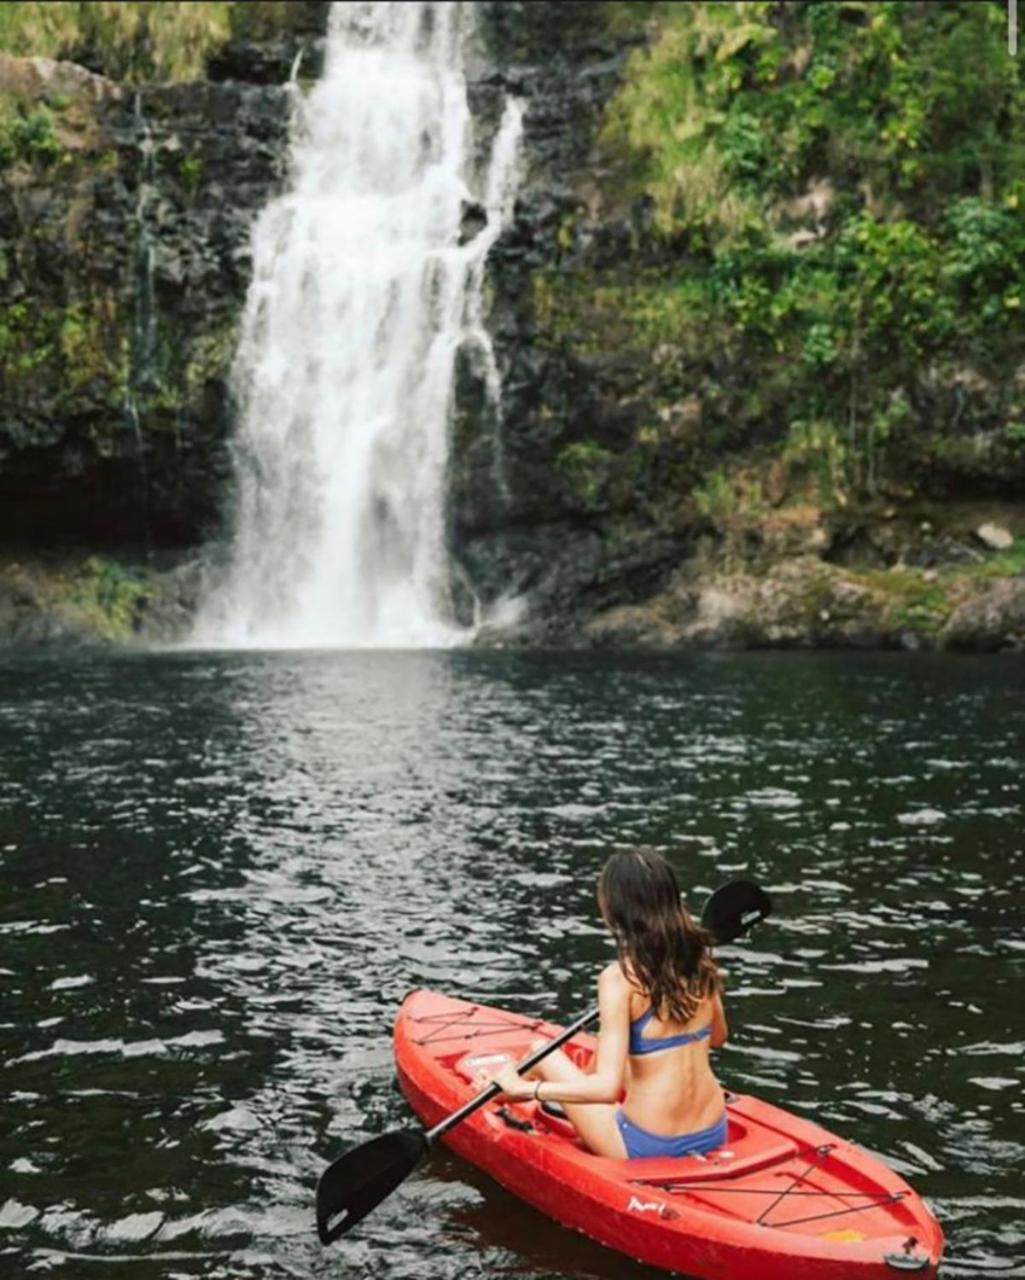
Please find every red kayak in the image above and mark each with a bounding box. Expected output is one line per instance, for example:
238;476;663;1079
394;989;944;1280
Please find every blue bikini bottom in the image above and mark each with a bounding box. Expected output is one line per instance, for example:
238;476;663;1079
615;1108;728;1160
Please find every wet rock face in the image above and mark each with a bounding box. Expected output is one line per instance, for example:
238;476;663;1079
0;6;328;551
207;1;329;85
4;76;293;548
453;1;660;629
942;579;1025;652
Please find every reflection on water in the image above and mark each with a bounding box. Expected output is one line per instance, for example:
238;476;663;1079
0;651;1022;1278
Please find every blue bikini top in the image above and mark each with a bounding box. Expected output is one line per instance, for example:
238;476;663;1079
629;1006;712;1056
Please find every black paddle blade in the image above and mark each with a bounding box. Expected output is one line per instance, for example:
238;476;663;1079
316;1128;427;1245
702;879;772;945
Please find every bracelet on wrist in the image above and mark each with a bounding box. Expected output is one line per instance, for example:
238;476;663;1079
534;1080;543;1102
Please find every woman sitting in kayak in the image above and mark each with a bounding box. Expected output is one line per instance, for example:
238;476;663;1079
495;848;728;1160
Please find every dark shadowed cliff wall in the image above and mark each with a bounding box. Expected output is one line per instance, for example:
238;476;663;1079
0;3;328;554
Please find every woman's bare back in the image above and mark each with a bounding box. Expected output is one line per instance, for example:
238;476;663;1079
623;988;727;1136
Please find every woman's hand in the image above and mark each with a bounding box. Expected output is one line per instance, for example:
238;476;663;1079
494;1063;533;1101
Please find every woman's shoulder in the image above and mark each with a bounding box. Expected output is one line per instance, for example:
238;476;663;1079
598;960;631;993
597;962;637;1023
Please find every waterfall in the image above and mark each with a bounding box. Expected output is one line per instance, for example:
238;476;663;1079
192;0;522;648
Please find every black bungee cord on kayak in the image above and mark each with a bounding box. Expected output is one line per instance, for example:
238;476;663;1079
636;1141;909;1230
406;1010;550;1046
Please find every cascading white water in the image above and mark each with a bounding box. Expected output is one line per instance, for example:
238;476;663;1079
192;0;521;648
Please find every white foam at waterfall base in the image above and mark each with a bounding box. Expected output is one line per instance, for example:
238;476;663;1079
192;1;522;649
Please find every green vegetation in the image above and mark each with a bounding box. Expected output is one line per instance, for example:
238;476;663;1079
851;535;1025;633
693;470;740;521
70;556;152;640
781;418;850;505
182;316;239;398
541;1;1025;507
604;2;1025;238
856;565;953;634
976;534;1025;577
0;301;55;377
0;2;232;82
179;152;203;196
0;285;238;431
534;267;716;364
0;298;128;395
0;100;60;167
556;441;615;511
60;300;128;394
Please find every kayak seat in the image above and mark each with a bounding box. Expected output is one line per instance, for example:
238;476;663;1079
535;1104;799;1178
628;1137;802;1182
533;1101;584;1142
450;1053;796;1177
536;1101;738;1144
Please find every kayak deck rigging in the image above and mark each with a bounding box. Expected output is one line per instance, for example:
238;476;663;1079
636;1140;910;1226
407;1006;547;1046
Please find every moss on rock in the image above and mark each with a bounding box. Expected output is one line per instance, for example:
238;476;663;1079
0;552;160;644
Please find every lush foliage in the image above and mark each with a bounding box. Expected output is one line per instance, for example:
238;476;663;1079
589;0;1025;504
0;99;60;167
0;298;127;397
0;2;231;82
71;556;151;640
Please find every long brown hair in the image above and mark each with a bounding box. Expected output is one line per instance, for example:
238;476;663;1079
598;849;719;1023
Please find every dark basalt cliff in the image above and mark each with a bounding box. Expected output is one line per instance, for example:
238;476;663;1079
0;5;328;553
1;65;284;549
454;1;674;636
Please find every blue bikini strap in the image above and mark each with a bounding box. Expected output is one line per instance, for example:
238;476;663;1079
629;1006;712;1055
631;1007;656;1035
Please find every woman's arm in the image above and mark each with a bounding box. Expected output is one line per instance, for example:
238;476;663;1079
709;991;729;1048
497;965;630;1104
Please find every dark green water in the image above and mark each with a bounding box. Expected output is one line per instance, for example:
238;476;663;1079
0;650;1022;1279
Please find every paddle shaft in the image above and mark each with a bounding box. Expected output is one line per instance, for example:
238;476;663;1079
426;1005;599;1145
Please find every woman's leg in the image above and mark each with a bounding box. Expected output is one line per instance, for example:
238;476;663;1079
527;1040;626;1159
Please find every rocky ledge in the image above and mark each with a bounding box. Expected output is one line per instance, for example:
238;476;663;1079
472;503;1025;654
4;505;1023;653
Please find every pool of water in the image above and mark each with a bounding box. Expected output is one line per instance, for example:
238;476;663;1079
1;650;1022;1278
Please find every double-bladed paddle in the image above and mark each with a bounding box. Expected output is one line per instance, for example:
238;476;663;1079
316;877;771;1245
